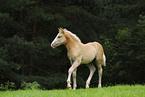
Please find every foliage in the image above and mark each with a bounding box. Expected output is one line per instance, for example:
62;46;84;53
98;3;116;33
102;15;145;84
0;81;16;91
20;73;67;89
20;81;40;90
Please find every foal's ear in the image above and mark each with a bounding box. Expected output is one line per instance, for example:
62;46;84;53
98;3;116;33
62;29;64;34
59;28;64;34
59;28;63;31
58;27;63;31
58;28;62;30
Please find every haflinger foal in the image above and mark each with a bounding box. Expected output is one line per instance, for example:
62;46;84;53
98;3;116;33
51;28;106;90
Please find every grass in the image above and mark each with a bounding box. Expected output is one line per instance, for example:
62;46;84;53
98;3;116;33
0;85;144;97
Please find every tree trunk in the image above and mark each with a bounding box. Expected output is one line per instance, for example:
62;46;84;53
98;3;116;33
20;10;25;76
29;0;40;75
21;51;25;75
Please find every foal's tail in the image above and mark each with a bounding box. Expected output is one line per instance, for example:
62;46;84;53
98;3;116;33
102;53;106;66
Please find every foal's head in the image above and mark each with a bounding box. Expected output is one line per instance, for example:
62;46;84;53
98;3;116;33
51;28;66;48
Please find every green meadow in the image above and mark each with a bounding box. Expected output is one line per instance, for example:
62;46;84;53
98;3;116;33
0;85;144;97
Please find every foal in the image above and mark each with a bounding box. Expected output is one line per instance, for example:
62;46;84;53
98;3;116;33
51;28;106;90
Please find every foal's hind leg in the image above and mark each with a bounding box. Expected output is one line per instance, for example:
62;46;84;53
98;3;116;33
97;64;103;88
86;64;96;89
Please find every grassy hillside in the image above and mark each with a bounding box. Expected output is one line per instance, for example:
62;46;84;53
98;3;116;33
0;85;144;97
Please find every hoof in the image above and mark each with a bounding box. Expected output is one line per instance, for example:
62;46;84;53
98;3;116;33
86;86;89;89
67;87;72;90
98;84;102;88
73;87;76;90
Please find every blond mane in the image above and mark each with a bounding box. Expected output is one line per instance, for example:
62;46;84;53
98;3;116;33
63;29;81;43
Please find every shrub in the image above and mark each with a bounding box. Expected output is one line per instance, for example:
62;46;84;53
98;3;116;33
20;81;40;90
0;81;16;91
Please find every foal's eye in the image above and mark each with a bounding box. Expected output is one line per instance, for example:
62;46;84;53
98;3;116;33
58;36;62;38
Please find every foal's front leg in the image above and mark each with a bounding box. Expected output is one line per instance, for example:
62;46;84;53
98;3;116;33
73;68;77;90
67;58;81;89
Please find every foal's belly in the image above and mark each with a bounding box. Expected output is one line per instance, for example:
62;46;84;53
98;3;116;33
81;56;95;64
80;43;97;64
81;51;96;64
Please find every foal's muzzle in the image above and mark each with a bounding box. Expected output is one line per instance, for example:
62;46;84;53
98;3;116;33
51;43;56;48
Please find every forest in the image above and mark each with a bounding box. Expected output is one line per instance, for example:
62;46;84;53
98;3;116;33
0;0;145;90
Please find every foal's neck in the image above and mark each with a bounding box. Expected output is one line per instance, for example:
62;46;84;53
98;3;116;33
65;38;81;52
